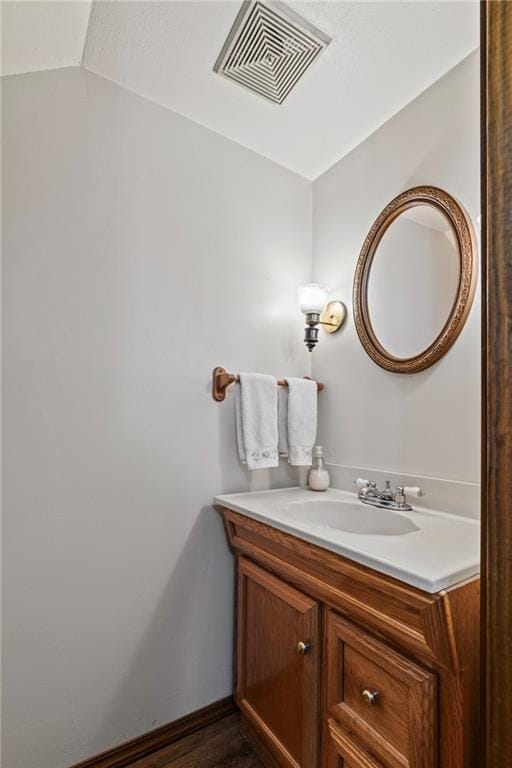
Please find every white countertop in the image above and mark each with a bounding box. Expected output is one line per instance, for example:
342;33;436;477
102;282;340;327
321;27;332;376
214;487;480;593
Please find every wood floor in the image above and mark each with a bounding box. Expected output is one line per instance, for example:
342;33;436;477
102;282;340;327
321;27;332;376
129;712;263;768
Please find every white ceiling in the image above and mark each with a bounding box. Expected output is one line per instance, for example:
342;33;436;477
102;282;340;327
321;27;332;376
2;1;479;179
82;1;479;178
1;1;92;76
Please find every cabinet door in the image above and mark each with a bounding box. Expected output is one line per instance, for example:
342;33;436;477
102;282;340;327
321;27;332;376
237;557;320;768
325;611;437;768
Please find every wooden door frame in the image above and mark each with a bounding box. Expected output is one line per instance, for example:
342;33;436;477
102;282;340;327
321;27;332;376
481;3;512;767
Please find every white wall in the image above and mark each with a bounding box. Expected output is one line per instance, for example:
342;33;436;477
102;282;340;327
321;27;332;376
311;52;480;514
2;66;312;768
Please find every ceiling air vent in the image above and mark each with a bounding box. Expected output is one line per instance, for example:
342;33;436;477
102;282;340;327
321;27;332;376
213;0;330;105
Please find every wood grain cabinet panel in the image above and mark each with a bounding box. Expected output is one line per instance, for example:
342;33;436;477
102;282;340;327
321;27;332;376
325;612;437;768
236;557;320;768
328;719;387;768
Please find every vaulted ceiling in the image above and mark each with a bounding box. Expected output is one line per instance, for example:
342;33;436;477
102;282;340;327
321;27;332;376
2;1;479;179
1;1;92;76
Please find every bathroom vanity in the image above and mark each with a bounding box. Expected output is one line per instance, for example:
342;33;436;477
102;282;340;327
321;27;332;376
215;488;480;768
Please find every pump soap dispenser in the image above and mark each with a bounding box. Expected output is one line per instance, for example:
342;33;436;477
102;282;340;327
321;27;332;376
308;446;330;491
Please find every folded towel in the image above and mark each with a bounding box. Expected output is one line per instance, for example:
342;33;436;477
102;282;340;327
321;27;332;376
286;377;317;466
278;386;289;457
235;373;279;470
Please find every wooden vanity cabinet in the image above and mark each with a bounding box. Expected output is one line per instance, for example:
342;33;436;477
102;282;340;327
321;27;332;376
218;506;480;768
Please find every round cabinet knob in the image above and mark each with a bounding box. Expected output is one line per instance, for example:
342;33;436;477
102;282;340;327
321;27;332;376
362;689;379;706
297;641;311;655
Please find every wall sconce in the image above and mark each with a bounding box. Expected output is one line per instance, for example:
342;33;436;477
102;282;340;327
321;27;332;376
298;283;346;351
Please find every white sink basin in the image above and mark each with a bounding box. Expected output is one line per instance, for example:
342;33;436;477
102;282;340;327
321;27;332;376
214;487;480;593
281;499;420;536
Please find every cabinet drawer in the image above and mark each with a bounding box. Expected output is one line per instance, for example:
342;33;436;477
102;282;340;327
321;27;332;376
325;611;437;768
328;718;385;768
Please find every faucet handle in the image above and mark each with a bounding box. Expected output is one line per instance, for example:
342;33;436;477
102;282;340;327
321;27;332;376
394;485;426;509
402;486;425;498
354;478;370;489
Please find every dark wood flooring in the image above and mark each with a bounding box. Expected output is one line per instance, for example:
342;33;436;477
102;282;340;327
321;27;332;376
129;713;263;768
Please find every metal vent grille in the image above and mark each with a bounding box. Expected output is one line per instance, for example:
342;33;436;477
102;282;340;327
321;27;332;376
214;1;330;105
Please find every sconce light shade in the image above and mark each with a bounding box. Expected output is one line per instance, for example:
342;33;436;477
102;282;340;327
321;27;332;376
298;283;329;314
297;283;346;351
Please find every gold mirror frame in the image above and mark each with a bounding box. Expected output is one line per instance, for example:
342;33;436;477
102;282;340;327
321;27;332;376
353;186;478;374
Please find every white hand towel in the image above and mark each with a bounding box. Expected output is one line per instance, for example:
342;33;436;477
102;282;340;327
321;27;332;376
287;377;317;466
235;373;279;470
278;387;289;457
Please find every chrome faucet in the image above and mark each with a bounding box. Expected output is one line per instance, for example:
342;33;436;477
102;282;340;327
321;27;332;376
355;478;425;512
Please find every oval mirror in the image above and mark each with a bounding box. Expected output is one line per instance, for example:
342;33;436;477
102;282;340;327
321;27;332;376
353;187;477;373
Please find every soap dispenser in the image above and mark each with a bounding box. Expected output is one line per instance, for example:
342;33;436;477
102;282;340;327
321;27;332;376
308;446;330;491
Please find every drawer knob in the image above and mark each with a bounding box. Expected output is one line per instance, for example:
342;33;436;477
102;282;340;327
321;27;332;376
297;641;311;655
362;689;379;706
